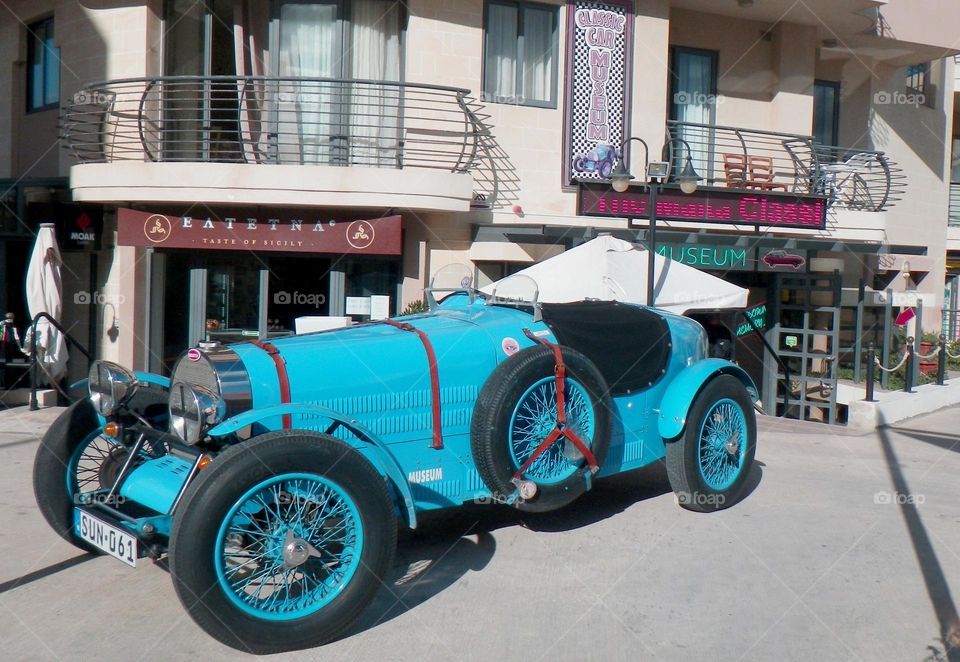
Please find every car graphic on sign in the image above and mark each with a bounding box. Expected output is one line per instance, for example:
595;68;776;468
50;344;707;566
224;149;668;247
573;142;617;178
761;249;806;270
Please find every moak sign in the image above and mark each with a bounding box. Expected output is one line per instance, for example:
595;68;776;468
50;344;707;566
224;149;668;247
117;209;402;255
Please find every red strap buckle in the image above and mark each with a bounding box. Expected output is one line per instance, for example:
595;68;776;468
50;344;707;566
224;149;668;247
513;329;599;481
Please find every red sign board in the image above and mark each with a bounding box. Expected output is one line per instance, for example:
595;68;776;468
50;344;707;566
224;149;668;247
577;183;827;230
117;208;402;255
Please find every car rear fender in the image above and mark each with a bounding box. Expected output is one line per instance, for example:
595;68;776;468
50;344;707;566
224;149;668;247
208;404;417;529
657;360;758;440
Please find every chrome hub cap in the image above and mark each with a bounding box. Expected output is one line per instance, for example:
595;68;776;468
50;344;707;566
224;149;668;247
281;529;316;568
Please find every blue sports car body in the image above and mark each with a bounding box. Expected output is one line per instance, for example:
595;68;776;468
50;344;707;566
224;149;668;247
35;274;758;653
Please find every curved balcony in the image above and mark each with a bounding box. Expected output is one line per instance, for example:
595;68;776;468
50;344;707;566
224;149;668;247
665;120;905;213
62;76;491;212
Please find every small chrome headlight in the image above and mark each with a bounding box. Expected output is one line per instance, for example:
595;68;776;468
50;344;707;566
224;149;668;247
169;381;221;444
88;361;138;416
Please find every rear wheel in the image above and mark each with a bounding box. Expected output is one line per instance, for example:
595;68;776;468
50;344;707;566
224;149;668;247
168;431;396;654
665;375;756;512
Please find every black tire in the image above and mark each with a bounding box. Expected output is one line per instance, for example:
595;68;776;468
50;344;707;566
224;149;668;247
33;393;168;551
33;399;103;551
168;431;397;654
471;345;611;513
665;375;756;513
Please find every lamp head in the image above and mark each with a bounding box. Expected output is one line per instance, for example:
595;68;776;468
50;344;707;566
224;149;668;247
677;157;700;195
609;160;634;193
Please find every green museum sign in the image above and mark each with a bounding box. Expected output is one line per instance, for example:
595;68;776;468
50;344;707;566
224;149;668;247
656;243;750;271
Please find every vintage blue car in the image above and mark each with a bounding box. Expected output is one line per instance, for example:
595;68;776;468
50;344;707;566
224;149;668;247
33;270;757;653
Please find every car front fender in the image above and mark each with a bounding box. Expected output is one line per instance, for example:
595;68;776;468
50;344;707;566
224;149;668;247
208;404;417;529
657;360;758;441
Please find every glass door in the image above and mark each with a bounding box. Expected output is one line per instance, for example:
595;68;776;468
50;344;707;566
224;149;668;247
271;0;402;166
275;1;343;164
669;47;718;183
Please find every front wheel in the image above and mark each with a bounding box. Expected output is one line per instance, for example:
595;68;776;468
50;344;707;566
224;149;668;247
168;431;396;654
665;375;756;512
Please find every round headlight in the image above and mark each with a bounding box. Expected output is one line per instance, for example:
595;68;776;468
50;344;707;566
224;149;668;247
88;361;138;416
169;381;221;444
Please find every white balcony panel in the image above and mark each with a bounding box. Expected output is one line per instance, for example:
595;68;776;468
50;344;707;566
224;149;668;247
70;162;474;212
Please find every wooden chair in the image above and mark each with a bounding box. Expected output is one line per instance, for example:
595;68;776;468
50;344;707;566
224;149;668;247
745;156;788;191
722;153;747;188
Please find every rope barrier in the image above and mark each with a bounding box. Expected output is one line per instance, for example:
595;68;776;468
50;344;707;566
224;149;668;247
946;346;960;360
874;352;909;373
914;346;941;360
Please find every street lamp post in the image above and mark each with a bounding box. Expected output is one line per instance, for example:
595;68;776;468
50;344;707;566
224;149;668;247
608;137;700;307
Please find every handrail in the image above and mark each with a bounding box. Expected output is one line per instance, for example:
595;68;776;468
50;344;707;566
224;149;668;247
62;75;490;174
76;74;475;96
28;312;94;410
666;119;903;211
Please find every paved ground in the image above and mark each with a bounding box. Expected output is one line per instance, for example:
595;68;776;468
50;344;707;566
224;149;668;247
1;405;959;661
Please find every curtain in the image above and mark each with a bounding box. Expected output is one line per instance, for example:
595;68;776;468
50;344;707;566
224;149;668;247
350;0;402;166
522;6;553;104
486;3;518;101
278;3;338;164
672;51;715;181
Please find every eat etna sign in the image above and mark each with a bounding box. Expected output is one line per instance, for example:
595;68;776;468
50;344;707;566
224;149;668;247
577;183;827;230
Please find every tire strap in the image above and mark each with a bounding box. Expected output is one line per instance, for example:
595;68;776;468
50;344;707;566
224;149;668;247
514;329;599;480
248;340;292;430
383;319;444;450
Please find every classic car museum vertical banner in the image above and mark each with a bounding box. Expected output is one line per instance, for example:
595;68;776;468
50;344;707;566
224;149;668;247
563;0;634;186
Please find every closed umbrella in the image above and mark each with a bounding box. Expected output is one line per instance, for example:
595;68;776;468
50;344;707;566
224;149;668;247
24;223;69;385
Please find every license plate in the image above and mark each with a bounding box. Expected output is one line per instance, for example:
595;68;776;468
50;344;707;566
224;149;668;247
75;510;137;567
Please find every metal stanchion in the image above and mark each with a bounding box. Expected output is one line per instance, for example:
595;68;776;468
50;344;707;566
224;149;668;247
864;342;876;402
937;334;947;386
904;336;915;393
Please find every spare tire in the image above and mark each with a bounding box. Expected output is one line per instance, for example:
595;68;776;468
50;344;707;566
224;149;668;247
471;344;611;512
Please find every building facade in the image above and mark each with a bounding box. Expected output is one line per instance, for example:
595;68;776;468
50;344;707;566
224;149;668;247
1;0;957;410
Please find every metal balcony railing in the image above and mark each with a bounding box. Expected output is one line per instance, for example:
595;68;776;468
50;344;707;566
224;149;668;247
950;183;960;227
665;120;904;212
61;76;491;173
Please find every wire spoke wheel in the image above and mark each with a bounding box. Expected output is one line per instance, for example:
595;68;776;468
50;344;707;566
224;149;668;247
665;376;757;513
696;399;747;491
215;473;364;621
509;377;595;484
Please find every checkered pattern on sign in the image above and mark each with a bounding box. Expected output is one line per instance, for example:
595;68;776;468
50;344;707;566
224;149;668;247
568;1;629;182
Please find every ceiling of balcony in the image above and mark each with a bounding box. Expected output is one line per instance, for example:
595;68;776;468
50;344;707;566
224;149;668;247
670;0;881;37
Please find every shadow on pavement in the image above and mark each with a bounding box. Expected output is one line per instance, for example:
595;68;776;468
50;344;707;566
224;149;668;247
0;553;96;594
889;427;960;455
347;458;764;637
878;416;960;661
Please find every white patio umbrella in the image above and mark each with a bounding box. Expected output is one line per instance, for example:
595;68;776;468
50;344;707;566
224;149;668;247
24;223;69;385
485;235;749;314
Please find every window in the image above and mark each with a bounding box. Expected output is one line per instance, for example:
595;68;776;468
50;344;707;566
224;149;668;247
483;1;558;107
813;80;840;146
905;62;928;96
669;47;718;180
26;17;60;112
